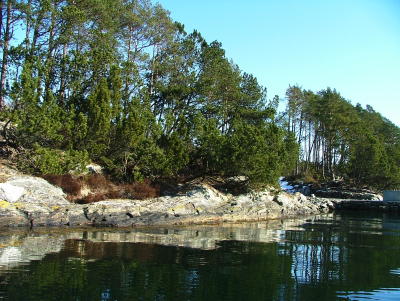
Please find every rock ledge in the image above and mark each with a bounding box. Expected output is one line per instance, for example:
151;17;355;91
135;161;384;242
0;169;336;228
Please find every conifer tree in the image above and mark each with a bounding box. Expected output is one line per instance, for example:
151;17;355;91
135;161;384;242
87;78;112;159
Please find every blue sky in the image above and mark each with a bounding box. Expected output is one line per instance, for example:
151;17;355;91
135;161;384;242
157;0;400;126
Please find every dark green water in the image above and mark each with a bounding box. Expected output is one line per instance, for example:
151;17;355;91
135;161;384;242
2;212;400;300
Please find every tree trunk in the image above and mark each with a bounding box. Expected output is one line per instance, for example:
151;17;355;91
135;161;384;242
58;43;68;105
29;7;45;59
307;120;312;169
45;4;57;101
0;0;4;44
149;45;157;98
24;0;32;50
0;0;12;109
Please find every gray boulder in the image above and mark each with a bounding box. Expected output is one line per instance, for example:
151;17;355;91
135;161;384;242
0;182;25;202
0;171;71;227
6;176;68;206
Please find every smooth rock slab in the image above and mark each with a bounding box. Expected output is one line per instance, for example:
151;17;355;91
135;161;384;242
6;176;69;206
0;182;25;203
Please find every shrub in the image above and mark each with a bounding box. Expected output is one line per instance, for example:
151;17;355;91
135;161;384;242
79;192;108;204
106;188;121;199
43;174;82;195
43;171;159;204
78;188;122;204
86;174;109;190
19;145;89;175
122;180;159;200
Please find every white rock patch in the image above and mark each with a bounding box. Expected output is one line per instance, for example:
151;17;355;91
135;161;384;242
0;182;25;203
0;247;22;266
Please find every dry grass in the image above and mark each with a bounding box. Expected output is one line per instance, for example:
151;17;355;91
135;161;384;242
122;180;159;200
78;192;107;204
86;174;109;190
303;174;319;184
42;173;160;203
43;174;82;195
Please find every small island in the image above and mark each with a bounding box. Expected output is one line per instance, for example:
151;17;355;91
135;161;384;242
0;0;399;229
1;1;400;301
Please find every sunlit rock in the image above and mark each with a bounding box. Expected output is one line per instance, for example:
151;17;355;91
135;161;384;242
0;183;25;203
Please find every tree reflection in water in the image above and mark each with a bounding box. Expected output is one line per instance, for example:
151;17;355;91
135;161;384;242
1;212;400;300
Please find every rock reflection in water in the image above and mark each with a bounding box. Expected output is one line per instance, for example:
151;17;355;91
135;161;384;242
0;216;320;269
1;212;400;301
0;234;74;269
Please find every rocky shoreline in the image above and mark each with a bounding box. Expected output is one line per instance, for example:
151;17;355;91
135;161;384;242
280;177;383;200
0;166;342;229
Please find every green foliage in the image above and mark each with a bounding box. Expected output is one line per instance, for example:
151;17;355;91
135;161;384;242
349;107;400;189
224;122;298;187
193;115;226;175
283;85;400;189
103;97;167;182
7;0;398;192
282;132;300;174
160;130;191;176
19;145;89;175
348;133;388;187
86;78;112;158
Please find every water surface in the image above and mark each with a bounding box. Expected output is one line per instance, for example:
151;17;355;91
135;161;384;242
1;212;400;300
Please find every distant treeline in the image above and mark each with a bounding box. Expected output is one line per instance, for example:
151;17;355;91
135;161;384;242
282;86;400;188
0;0;399;189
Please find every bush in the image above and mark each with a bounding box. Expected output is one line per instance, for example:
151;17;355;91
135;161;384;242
78;188;123;204
19;145;89;175
43;174;82;195
78;192;107;204
43;170;159;203
122;180;159;200
86;174;109;190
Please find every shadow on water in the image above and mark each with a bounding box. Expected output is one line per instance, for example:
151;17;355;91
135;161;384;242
1;211;400;300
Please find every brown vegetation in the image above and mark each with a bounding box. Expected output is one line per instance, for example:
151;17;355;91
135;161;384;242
41;173;160;204
43;174;82;195
121;180;159;200
86;174;109;189
77;192;107;204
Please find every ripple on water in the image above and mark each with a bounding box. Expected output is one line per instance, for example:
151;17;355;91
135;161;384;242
1;212;400;301
338;288;400;301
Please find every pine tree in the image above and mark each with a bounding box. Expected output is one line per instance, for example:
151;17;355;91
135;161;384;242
86;78;112;159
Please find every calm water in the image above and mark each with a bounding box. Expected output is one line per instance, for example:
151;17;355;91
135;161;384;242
1;212;400;300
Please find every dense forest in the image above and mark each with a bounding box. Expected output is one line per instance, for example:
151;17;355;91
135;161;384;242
0;0;399;190
283;86;400;189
